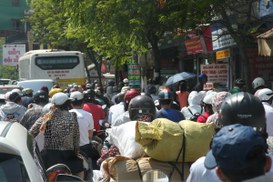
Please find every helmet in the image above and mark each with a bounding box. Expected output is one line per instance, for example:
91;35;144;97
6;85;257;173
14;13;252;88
83;89;95;102
158;89;173;100
22;88;33;96
124;89;140;104
7;92;21;103
252;77;265;90
256;88;273;102
70;91;84;102
128;95;156;121
220;92;266;134
234;78;245;86
202;91;217;105
51;92;69;106
33;90;49;104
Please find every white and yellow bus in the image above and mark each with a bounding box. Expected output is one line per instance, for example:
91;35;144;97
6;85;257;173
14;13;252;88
18;50;86;88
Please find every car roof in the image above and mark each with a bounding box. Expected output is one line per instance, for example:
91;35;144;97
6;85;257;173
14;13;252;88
0;122;30;154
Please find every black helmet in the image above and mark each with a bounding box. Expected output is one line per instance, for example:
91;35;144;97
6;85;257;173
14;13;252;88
33;90;49;104
128;95;156;121
220;92;266;134
234;78;245;86
83;89;95;102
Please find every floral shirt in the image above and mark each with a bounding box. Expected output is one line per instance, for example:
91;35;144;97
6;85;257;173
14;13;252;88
29;109;80;152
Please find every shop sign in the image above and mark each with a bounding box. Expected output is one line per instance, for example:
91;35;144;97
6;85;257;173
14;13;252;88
184;36;206;55
2;44;26;66
211;23;236;51
216;49;230;60
128;63;141;86
259;0;273;17
201;64;228;83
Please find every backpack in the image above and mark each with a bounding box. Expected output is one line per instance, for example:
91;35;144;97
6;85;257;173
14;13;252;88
187;108;202;122
3;113;19;123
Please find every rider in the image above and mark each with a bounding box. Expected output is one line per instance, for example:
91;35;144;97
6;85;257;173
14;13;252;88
187;92;267;182
69;91;100;170
252;77;266;95
128;94;156;122
229;78;245;94
20;90;49;130
29;92;84;179
156;89;185;122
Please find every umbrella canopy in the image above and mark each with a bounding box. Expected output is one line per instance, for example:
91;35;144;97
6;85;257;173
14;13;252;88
165;72;196;86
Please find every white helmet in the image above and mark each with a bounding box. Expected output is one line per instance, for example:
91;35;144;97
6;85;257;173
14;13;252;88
257;88;273;102
252;77;265;89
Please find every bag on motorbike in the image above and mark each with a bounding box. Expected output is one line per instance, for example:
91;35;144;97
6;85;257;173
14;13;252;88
109;121;145;159
135;118;214;162
102;156;190;182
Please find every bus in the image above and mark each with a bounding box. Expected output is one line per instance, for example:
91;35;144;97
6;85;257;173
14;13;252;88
18;50;86;89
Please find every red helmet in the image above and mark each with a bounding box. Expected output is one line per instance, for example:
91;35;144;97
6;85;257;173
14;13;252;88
124;89;140;104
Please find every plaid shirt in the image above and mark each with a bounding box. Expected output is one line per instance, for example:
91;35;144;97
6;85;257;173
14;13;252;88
29;109;80;152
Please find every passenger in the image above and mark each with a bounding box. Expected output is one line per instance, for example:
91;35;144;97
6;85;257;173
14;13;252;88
156;89;185;122
82;89;106;133
181;91;203;120
204;124;273;182
29;92;84;179
252;77;266;95
196;91;216;123
256;88;273;137
21;88;33;108
111;89;140;126
192;73;208;92
176;80;190;109
206;91;230;125
186;92;269;182
0;91;26;122
108;92;126;126
229;78;245;94
97;95;156;166
20;90;49;130
69;91;100;170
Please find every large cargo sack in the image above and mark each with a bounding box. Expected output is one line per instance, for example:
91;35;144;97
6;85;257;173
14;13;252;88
109;121;145;159
102;156;190;182
135;119;214;162
178;120;215;162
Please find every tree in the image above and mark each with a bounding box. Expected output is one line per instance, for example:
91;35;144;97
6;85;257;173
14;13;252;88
0;65;18;80
55;0;192;83
173;0;260;87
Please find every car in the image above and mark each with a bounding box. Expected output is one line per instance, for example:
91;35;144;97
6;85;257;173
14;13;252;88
0;121;84;182
17;79;54;93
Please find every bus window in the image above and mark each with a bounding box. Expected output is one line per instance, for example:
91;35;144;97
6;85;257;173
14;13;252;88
35;56;79;70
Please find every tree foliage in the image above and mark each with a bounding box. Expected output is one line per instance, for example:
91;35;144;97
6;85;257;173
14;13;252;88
0;65;18;80
27;0;259;85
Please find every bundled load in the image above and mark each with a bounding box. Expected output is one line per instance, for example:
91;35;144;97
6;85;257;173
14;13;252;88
102;156;190;182
135;118;215;162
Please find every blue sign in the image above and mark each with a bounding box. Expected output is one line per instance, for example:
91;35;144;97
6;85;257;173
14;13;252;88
211;23;236;51
260;0;273;17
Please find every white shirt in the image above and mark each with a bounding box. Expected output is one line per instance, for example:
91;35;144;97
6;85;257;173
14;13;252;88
112;111;130;126
70;109;94;146
262;102;273;136
186;155;273;182
108;102;125;125
181;105;203;120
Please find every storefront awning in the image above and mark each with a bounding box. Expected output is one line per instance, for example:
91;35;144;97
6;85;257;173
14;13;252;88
257;28;273;56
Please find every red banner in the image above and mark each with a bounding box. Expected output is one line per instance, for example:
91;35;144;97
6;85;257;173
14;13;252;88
184;36;205;55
